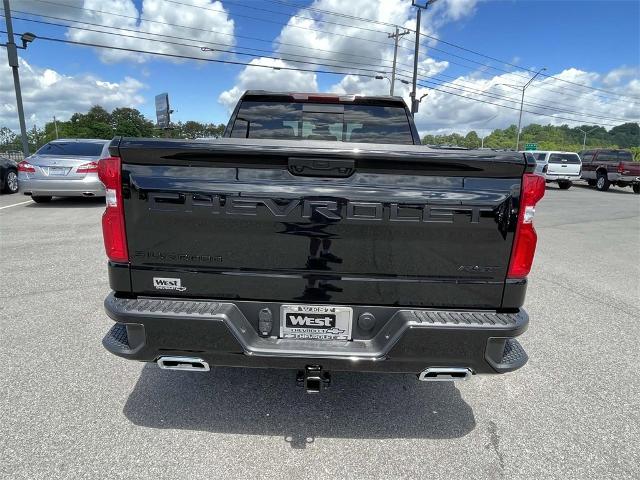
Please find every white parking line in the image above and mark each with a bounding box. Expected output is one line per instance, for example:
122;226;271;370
0;200;32;210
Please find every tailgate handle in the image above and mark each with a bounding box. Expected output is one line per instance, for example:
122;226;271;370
288;157;355;178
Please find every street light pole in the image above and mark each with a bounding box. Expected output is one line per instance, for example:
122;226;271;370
480;115;498;148
577;126;598;151
3;0;30;156
410;0;438;116
515;67;546;150
388;26;410;96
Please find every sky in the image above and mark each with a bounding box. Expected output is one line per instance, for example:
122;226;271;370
1;0;639;137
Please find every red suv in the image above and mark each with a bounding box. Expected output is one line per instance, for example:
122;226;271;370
579;149;640;193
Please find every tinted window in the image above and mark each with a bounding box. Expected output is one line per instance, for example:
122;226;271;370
580;151;593;162
229;101;414;144
37;142;105;156
596;151;618;162
548;153;581;164
618;151;633;161
535;153;547;161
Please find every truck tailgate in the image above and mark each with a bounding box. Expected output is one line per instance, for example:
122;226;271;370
115;138;528;309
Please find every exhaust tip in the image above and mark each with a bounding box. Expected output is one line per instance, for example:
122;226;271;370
418;367;472;382
82;192;95;197
157;356;210;372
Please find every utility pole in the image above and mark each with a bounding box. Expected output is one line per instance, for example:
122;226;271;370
515;67;546;150
479;113;498;149
53;116;59;139
577;126;598;151
410;0;438;116
388;26;410;96
3;0;30;156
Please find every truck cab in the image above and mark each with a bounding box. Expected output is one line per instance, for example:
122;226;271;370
579;149;640;193
524;150;582;189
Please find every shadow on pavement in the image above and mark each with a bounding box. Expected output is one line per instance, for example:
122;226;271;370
123;364;476;448
572;183;637;195
22;196;105;208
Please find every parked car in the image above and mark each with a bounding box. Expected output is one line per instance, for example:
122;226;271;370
579;149;640;193
17;139;110;203
523;150;582;189
0;155;19;194
100;91;544;392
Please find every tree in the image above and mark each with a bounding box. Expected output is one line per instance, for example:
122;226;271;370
111;108;155;137
423;122;639;155
27;125;47;151
463;131;480;148
0;126;17;149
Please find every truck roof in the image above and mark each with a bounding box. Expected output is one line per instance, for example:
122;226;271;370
241;90;408;107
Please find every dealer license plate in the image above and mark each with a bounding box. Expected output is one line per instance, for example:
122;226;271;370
280;304;352;341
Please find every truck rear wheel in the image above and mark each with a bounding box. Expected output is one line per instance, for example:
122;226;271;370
633;184;640;194
558;181;572;190
596;173;610;191
587;179;597;187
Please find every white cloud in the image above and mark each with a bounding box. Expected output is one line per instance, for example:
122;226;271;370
602;66;639;87
218;0;474;110
13;0;235;63
0;58;146;130
218;58;318;110
412;67;640;136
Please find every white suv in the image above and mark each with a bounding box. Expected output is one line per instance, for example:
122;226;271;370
524;150;582;190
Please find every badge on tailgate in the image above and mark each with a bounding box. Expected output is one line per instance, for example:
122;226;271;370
280;305;352;341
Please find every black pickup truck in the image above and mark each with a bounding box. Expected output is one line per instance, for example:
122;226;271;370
100;91;544;392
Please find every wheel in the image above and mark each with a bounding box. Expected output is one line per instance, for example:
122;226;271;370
587;179;597;187
31;195;52;203
633;184;640;194
558;181;572;190
596;173;610;191
2;169;18;193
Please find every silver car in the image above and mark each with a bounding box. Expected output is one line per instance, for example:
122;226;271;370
18;139;110;203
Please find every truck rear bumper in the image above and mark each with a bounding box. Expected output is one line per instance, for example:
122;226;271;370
102;293;529;375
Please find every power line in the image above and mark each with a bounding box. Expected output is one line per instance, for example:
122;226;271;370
16;3;629;107
265;0;400;29
7;14;391;76
0;29;391;80
16;3;399;67
9;11;399;71
268;0;640;101
411;79;621;128
173;0;394;36
9;10;633;124
6;28;628;128
407;75;633;123
28;0;407;51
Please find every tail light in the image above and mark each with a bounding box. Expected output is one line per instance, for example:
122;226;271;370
77;161;99;173
97;156;128;262
617;162;625;174
17;160;36;173
508;174;546;279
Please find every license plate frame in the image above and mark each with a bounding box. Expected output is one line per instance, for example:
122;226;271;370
280;304;353;341
47;166;68;176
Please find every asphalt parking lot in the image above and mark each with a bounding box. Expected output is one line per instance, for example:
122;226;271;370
1;184;639;480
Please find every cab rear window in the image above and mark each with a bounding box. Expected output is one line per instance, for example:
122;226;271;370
229;101;414;144
618;151;633;161
548;153;581;164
